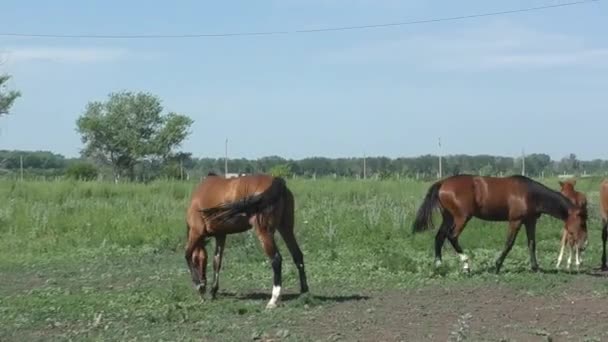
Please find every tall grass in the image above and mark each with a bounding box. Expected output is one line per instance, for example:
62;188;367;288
1;177;605;274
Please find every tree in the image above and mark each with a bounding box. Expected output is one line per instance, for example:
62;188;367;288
559;153;580;174
0;74;21;117
75;91;193;181
269;163;292;178
66;162;99;181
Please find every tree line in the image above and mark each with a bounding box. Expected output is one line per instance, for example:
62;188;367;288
1;72;606;181
2;149;606;181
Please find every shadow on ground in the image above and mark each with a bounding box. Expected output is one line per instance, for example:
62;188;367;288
219;291;370;303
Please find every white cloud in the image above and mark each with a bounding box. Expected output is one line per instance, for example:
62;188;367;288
0;46;130;64
319;23;608;71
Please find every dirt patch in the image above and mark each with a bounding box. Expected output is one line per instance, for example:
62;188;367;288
293;279;608;341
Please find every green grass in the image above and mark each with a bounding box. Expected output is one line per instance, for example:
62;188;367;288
1;177;606;341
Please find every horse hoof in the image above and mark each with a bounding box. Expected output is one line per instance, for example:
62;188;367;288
210;287;219;299
601;265;608;272
196;284;206;296
266;302;278;310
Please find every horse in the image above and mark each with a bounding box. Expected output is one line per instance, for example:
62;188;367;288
184;172;309;309
412;174;586;273
600;179;608;270
556;179;588;269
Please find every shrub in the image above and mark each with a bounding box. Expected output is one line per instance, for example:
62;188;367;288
65;162;98;181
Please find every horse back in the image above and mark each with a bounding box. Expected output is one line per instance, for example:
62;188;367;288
439;175;528;221
189;174;276;211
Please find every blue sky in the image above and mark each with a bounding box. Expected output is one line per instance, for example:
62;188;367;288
1;0;607;160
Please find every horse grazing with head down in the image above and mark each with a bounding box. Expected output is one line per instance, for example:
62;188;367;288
556;179;588;269
412;174;587;273
184;172;309;309
600;179;608;271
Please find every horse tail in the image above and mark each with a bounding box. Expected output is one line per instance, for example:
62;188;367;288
201;177;287;225
412;181;443;233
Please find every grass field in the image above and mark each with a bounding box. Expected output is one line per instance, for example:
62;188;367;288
2;177;608;341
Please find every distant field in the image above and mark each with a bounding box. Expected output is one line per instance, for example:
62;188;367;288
2;177;608;341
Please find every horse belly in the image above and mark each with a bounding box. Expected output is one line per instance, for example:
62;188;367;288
210;215;252;235
474;206;510;221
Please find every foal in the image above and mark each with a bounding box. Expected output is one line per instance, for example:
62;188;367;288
185;173;309;309
556;179;588;269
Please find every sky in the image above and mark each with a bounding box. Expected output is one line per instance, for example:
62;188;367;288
1;0;607;161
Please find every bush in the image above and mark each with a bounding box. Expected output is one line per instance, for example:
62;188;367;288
269;163;292;178
65;162;98;181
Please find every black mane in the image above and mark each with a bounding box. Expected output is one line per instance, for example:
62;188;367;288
511;175;574;220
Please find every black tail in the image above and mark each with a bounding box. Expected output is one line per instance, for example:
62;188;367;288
412;181;443;233
201;177;287;225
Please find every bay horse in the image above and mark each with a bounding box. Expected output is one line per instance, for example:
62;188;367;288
600;179;608;270
556;179;588;269
185;172;309;309
412;174;586;273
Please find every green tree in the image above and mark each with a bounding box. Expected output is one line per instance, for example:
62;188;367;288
0;74;21;117
269;163;292;178
75;91;193;181
65;162;99;181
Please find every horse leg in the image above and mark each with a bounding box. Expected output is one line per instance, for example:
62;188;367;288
434;212;453;268
575;244;581;271
277;225;309;294
602;219;608;271
447;217;470;273
495;220;522;274
255;225;282;309
193;246;208;296
523;218;539;272
210;234;226;299
556;227;567;269
185;221;208;297
277;190;309;294
567;243;573;270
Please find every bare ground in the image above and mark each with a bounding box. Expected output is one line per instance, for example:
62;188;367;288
283;275;608;342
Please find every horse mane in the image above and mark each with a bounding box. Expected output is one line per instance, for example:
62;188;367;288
511;175;574;220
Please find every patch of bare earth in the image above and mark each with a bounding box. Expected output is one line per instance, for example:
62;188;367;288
296;279;608;341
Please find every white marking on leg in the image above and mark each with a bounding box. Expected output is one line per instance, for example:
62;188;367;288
196;284;204;291
459;253;470;271
567;247;572;270
266;285;281;309
556;243;565;268
575;248;581;270
434;259;442;268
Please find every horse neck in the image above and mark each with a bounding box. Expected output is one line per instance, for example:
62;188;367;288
533;186;572;221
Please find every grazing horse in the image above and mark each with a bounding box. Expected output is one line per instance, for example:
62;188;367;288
185;172;309;309
556;179;588;269
412;174;586;273
600;179;608;270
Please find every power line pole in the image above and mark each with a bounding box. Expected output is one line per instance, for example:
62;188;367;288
224;138;228;176
180;158;184;181
521;148;526;176
363;153;367;180
438;137;442;179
